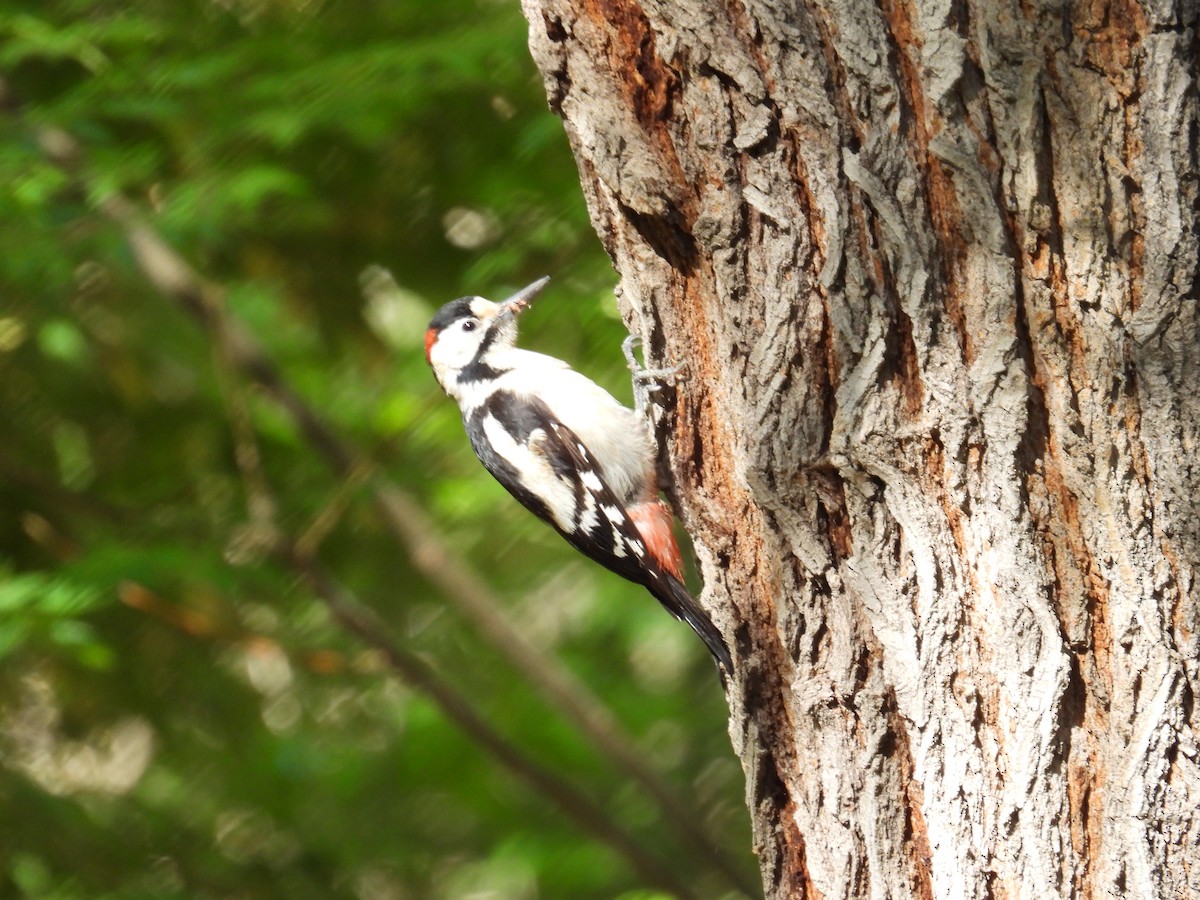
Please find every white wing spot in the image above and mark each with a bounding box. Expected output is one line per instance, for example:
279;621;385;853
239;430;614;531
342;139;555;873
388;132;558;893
611;525;627;555
580;469;603;491
578;492;599;533
600;504;625;523
629;539;646;557
595;503;628;556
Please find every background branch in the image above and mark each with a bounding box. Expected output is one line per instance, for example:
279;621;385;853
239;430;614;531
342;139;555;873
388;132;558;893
279;542;699;900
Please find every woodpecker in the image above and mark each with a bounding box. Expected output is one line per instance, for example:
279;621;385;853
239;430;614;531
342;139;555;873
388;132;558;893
424;276;731;672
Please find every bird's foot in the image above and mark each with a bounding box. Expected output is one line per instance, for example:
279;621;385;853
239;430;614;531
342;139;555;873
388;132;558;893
623;335;682;415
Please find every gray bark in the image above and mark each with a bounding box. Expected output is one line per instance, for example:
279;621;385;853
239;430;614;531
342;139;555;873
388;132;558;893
521;0;1199;897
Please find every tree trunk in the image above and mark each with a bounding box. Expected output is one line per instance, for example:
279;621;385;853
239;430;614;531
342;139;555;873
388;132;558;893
521;0;1199;897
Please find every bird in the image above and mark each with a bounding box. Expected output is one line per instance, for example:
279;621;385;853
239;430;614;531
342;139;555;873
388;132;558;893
423;276;731;672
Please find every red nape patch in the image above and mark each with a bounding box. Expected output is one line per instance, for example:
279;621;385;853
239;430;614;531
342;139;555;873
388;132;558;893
629;500;684;579
424;328;437;363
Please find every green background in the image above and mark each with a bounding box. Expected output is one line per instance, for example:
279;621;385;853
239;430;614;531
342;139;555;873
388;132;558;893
0;2;754;898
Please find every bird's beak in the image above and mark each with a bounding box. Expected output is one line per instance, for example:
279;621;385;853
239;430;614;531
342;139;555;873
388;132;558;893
499;276;550;318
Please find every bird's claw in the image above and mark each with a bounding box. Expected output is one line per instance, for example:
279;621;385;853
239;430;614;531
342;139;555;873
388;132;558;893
622;334;643;372
624;335;682;379
623;334;682;414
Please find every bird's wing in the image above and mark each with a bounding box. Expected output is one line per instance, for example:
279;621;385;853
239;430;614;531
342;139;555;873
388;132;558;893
467;390;731;671
467;391;654;584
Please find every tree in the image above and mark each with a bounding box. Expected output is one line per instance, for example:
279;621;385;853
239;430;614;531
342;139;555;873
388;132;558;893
521;0;1199;896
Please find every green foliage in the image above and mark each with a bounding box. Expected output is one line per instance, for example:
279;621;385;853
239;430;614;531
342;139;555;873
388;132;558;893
0;2;755;898
0;569;111;667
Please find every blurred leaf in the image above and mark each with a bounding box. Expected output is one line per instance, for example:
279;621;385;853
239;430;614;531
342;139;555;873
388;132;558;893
0;14;109;71
0;569;102;616
0;569;112;666
37;319;87;364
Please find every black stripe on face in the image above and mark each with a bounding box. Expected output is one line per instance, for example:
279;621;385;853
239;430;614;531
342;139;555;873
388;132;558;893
458;315;513;384
428;297;503;381
459;359;506;383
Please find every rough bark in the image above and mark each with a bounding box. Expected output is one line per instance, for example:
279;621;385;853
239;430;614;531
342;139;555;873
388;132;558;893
521;0;1199;897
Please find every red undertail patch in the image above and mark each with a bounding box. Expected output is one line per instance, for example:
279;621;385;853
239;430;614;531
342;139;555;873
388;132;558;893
628;499;684;580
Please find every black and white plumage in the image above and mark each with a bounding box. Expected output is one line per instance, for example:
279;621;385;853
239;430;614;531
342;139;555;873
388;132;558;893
424;277;731;672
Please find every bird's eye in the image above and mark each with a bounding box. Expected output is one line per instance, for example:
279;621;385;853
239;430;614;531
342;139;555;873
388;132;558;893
462;320;477;332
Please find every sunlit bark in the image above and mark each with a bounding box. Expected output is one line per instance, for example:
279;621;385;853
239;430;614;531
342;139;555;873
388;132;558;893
522;0;1199;896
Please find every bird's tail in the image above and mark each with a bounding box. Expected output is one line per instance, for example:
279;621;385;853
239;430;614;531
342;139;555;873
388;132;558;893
649;571;733;674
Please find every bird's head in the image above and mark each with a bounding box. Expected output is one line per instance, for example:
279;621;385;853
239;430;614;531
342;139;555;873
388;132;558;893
424;276;549;399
